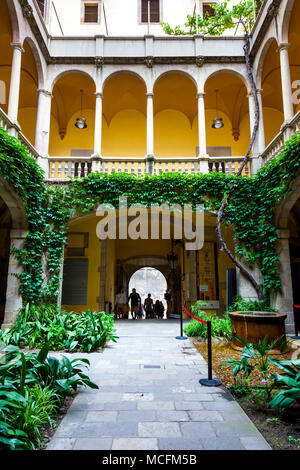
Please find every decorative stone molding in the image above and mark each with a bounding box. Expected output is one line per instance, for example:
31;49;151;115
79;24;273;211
20;0;34;19
145;56;154;68
232;127;240;141
195;55;205;67
278;42;291;52
59;127;66;140
95;56;104;68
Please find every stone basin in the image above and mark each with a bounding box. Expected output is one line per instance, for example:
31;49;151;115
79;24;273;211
229;311;288;355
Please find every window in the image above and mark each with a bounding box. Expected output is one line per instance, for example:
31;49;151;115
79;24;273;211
202;2;216;18
141;0;160;24
83;2;99;23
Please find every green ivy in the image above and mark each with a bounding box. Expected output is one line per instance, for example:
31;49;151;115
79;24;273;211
0;126;299;305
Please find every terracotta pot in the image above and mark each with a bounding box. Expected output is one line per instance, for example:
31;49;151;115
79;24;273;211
229;311;288;354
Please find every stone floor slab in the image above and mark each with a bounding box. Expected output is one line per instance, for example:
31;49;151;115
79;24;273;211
112;438;158;450
73;438;112;450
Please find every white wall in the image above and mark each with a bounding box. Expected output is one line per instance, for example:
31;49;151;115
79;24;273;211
48;0;245;37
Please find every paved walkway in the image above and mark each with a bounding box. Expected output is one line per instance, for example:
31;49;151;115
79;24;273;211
47;320;270;450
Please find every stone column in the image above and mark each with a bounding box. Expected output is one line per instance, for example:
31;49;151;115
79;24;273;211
197;92;209;173
189;250;197;306
35;89;52;177
248;91;261;174
256;88;265;153
274;229;295;334
197;92;207;156
146;92;155;174
278;43;294;122
1;229;27;330
7;42;24;124
93;92;103;157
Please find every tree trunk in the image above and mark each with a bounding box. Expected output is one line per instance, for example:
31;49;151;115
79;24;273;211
215;31;264;301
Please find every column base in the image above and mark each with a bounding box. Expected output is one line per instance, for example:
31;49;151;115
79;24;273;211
145;154;156;175
91;154;103;172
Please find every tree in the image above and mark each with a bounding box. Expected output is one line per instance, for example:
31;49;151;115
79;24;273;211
162;1;264;300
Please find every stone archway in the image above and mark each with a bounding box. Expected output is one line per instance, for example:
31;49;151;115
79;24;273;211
273;175;300;333
128;267;168;318
0;176;27;329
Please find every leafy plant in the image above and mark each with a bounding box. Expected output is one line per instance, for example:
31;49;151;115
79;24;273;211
223;336;285;402
10;385;58;447
0;305;118;352
184;301;232;339
227;295;275;313
0;343;99;449
268;359;300;413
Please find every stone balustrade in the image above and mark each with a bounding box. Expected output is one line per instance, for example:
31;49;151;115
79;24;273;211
48;155;249;180
0;108;40;162
261;110;300;164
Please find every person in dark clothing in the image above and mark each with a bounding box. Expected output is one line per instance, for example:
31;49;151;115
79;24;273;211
128;288;141;319
144;293;154;319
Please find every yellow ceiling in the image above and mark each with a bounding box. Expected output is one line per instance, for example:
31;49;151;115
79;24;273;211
153;73;197;124
103;73;146;125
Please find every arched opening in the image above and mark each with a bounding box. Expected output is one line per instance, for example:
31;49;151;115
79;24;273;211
287;0;300;114
154;72;197;158
128;267;167;319
102;73;147;157
0;196;12;327
18;39;39;145
49;72;96;156
288;197;300;332
261;40;284;145
0;0;14;114
204;71;250;157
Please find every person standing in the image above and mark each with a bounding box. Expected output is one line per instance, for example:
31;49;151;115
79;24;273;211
114;288;127;319
128;288;141;320
144;293;154;319
164;289;172;320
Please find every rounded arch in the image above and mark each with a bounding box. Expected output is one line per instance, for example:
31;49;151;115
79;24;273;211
5;0;20;42
281;0;295;43
22;36;45;89
128;266;168;314
274;175;300;229
102;69;147;92
153;69;198;92
255;36;279;89
0;176;28;230
203;67;250;93
50;68;96;92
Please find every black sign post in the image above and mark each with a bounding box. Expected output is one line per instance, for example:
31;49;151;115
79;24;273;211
199;321;222;387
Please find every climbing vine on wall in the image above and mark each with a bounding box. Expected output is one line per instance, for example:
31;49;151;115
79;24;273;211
0;126;299;304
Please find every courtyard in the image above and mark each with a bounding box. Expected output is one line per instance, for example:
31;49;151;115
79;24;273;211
46;320;270;451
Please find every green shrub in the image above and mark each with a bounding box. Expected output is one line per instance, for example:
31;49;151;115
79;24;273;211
227;295;275;313
0;304;118;352
184;301;232;339
0;343;99;450
269;359;300;413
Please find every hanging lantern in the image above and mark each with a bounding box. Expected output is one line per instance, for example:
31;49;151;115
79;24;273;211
212;89;224;129
75;89;87;129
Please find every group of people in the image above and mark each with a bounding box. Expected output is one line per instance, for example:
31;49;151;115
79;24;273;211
114;288;168;320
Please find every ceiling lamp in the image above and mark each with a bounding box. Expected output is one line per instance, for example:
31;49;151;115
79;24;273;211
75;89;87;129
212;89;224;129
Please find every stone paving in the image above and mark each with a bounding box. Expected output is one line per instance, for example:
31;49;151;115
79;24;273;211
47;320;271;450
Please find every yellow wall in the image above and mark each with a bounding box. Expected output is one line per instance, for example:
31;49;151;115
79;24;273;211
62;216;101;312
263;107;284;146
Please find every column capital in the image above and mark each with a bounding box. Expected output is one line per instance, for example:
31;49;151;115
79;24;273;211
37;88;52;98
146;92;154;98
277;229;290;240
278;42;291;52
10;42;24;53
95;92;103;99
197;92;205;99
